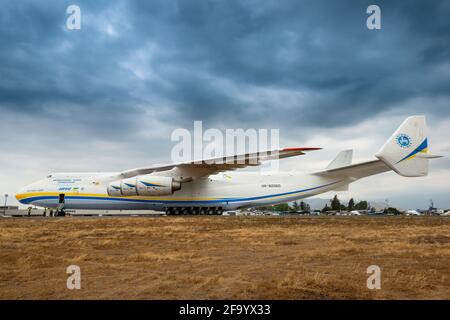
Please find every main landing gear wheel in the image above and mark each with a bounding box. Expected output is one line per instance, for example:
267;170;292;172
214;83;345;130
165;207;224;215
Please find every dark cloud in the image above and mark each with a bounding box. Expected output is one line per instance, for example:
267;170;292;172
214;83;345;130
1;0;450;132
0;0;450;145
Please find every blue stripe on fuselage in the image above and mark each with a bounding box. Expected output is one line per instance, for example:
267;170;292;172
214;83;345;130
19;180;343;205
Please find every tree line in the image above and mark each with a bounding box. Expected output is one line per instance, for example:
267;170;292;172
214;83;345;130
321;195;369;213
258;195;370;213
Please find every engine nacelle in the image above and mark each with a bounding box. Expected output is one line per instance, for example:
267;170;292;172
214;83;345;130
136;175;181;196
121;178;138;196
107;181;122;197
107;176;181;197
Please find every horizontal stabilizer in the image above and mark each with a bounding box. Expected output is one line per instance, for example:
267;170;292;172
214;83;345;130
415;153;443;159
314;159;390;179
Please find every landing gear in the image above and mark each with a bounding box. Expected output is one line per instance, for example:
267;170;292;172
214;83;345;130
55;194;66;217
165;207;223;216
55;210;66;217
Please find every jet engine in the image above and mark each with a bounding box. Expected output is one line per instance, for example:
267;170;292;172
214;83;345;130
107;175;181;196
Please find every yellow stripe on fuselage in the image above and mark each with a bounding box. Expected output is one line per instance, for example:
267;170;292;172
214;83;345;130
16;189;312;203
15;192;220;201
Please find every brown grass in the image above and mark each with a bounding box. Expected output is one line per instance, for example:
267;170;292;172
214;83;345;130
0;216;449;300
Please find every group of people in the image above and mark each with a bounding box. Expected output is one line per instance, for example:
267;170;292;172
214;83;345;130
42;208;54;217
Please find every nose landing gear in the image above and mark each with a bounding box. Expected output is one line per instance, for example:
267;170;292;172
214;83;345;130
55;194;66;217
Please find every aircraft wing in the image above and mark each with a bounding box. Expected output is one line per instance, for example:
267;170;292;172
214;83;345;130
118;147;321;180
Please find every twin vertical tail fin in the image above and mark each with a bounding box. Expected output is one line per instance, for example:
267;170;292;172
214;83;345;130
375;115;442;177
326;150;353;170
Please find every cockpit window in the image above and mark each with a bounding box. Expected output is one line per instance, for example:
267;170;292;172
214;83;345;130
47;174;53;178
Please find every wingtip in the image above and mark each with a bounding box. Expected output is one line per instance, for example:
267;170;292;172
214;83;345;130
282;147;322;151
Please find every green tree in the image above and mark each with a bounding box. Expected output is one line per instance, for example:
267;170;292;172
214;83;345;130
322;204;331;213
348;198;355;211
292;201;300;212
300;201;306;211
330;195;341;211
355;201;368;210
304;202;311;212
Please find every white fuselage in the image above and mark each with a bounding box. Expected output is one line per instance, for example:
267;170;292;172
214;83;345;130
16;172;348;211
15;116;438;212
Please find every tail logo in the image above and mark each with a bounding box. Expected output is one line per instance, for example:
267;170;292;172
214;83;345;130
396;134;412;148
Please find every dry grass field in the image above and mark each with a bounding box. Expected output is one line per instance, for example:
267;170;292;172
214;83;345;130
0;215;449;300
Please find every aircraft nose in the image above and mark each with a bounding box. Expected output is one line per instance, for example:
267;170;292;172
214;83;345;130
15;186;30;204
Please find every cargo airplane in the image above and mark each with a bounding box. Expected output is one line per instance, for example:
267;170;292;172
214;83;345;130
15;116;442;215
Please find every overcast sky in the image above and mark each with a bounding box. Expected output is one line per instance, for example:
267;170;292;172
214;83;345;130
1;0;449;209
